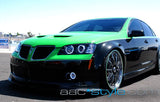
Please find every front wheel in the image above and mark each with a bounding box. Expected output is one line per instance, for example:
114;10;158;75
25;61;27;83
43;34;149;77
101;50;124;90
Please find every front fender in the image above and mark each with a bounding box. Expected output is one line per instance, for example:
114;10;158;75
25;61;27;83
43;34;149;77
93;41;126;71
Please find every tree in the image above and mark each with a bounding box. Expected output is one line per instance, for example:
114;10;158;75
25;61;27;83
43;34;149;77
27;32;34;37
17;32;20;36
9;33;12;37
8;33;12;44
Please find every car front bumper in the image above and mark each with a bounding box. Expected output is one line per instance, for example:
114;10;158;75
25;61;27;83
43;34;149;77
9;56;101;89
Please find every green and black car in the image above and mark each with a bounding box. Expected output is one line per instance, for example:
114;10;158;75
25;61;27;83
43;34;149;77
9;17;160;90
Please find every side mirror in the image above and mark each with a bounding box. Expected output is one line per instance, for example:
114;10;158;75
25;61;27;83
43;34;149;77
129;30;144;37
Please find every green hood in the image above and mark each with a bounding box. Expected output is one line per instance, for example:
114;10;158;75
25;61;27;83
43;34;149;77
22;31;127;47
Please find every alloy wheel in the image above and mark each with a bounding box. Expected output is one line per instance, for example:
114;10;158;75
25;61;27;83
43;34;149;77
105;50;123;89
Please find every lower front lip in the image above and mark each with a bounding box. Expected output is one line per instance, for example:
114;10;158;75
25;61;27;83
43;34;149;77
9;56;101;88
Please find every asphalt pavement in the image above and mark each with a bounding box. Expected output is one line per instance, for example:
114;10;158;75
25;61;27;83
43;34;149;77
0;53;160;102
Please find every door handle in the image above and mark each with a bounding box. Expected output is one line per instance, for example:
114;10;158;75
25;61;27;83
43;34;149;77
144;40;148;43
156;39;158;42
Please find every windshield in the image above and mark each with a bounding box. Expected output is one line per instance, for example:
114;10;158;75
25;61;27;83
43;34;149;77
62;18;127;32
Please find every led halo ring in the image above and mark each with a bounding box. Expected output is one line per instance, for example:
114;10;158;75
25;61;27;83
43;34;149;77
70;72;76;80
77;45;86;53
65;45;74;54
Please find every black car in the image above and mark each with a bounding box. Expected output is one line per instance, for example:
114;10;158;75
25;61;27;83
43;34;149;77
9;17;160;91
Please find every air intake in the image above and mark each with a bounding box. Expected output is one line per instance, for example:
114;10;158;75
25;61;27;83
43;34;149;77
32;46;55;59
19;45;31;59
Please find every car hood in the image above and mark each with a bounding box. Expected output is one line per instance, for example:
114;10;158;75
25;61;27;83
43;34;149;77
22;32;125;47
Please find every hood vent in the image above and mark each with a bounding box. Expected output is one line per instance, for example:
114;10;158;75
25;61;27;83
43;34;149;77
54;35;71;37
37;35;46;38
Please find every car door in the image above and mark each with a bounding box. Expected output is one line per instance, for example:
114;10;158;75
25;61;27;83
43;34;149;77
140;21;158;69
125;19;149;75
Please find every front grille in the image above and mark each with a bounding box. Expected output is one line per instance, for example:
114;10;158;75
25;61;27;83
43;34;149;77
19;45;31;59
32;46;55;59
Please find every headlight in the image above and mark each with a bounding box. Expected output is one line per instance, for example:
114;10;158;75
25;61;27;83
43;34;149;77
15;43;21;53
58;43;96;55
85;44;96;54
77;45;86;53
65;45;74;54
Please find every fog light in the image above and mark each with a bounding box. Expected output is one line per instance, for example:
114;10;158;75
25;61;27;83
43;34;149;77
70;72;76;80
66;72;76;80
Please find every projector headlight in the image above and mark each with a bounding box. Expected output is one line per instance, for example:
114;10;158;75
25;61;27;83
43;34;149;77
77;45;86;53
65;45;74;54
58;43;96;55
15;43;21;53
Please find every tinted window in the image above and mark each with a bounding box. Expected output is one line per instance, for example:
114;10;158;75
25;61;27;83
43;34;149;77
62;18;127;32
128;20;143;36
141;21;154;36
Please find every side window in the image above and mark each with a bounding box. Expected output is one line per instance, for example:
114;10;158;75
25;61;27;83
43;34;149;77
93;25;103;31
71;24;90;31
128;20;143;36
141;21;154;36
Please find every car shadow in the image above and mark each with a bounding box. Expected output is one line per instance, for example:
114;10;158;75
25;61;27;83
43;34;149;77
0;80;99;100
121;70;156;87
0;70;158;101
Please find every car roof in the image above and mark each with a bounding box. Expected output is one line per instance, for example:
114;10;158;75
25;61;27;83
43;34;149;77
86;17;132;20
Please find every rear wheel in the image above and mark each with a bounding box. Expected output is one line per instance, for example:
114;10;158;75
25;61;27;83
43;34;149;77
102;50;124;90
154;50;160;74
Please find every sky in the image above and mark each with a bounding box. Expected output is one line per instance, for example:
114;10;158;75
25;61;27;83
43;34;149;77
0;0;160;36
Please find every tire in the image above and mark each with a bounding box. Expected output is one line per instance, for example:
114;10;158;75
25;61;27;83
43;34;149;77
101;50;124;90
154;50;160;74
